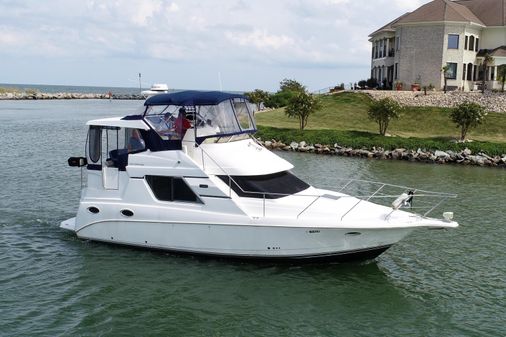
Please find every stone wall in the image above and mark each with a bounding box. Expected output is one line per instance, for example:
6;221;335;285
363;90;506;113
259;139;506;168
0;92;143;100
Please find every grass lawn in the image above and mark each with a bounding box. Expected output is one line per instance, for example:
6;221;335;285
254;92;506;155
255;92;506;142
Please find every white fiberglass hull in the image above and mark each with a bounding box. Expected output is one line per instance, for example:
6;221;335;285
61;216;419;260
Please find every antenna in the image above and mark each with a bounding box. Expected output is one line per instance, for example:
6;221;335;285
138;73;142;94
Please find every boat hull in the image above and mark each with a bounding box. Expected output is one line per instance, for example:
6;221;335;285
62;218;414;261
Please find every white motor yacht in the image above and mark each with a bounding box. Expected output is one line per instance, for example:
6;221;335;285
61;90;458;261
141;83;169;98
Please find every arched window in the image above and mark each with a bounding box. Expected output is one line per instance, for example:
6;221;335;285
467;63;473;81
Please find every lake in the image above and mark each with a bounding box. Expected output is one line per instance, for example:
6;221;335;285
1;99;505;336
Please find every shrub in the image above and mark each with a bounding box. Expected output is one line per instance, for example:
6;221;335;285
366;78;378;89
367;97;402;135
285;91;322;130
450;101;487;141
244;89;270;110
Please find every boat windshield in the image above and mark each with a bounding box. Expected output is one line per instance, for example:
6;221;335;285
144;98;256;143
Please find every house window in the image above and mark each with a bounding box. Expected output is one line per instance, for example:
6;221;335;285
396;36;400;51
469;36;475;51
146;176;201;203
467;63;473;81
446;63;457;79
475;38;479;52
394;63;398;80
490;66;495;81
465;36;468;49
462;64;466;80
448;34;459;49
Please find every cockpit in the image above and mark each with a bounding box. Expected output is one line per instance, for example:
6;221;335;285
142;90;256;144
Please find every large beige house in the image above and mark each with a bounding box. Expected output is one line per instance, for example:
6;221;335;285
369;0;506;91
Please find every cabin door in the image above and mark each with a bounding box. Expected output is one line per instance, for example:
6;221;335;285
87;126;120;190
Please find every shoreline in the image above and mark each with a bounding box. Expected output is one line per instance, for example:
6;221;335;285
0;92;143;100
258;139;506;168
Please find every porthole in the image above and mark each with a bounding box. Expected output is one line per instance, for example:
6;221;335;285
121;209;134;217
87;206;100;214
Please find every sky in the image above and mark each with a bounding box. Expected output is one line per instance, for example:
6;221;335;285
0;0;430;92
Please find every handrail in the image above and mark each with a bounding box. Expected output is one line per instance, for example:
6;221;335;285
197;146;457;220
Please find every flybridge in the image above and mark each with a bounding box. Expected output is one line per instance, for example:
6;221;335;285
142;90;257;145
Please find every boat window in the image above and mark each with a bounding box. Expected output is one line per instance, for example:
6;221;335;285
195;99;255;142
126;128;145;152
233;98;255;131
143;99;256;144
218;171;310;199
146;176;201;203
88;126;101;163
87;126;146;170
144;106;190;141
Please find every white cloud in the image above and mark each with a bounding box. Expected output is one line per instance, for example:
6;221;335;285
0;0;432;89
392;0;427;11
226;29;295;50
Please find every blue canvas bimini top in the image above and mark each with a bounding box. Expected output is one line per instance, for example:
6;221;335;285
144;90;247;106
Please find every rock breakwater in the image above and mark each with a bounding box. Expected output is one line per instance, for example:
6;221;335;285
259;139;506;168
0;92;143;100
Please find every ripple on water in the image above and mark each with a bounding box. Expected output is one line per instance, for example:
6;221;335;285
1;100;506;336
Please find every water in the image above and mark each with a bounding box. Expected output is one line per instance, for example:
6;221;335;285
1;99;505;336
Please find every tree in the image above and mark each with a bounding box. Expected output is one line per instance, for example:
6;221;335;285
358;80;367;89
480;52;494;93
498;65;506;92
367;97;402;136
285;91;322;130
450;101;487;141
264;79;305;108
264;90;296;108
279;78;305;93
366;78;378;89
441;65;450;93
244;89;270;110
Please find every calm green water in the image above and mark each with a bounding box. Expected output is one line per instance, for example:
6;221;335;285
1;100;505;336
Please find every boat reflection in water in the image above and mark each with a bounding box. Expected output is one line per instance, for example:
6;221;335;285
61;91;458;262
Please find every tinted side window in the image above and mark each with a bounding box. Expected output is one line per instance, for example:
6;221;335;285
146;176;200;203
88;126;101;163
218;171;310;199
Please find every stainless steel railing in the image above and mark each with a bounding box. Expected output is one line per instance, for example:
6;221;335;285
197;146;457;221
